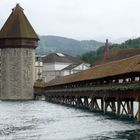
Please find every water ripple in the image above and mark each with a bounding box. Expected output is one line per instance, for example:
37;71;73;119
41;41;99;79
0;101;140;140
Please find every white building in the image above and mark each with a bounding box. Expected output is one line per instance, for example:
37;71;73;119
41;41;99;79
36;53;90;83
35;55;43;81
61;63;90;76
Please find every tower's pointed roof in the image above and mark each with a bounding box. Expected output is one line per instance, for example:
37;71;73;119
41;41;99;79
0;4;39;40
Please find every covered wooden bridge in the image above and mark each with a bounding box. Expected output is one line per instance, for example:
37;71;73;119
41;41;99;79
34;55;140;122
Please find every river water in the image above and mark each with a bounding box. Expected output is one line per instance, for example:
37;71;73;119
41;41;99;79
0;101;140;140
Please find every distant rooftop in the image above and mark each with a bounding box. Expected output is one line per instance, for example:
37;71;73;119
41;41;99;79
56;53;65;57
62;63;81;70
42;53;84;64
101;48;140;64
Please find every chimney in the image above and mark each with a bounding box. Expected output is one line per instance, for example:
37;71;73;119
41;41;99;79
103;39;109;59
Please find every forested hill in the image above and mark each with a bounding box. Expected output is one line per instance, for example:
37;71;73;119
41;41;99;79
36;35;104;56
79;37;140;65
110;38;140;49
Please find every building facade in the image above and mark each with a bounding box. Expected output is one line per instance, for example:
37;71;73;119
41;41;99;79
36;53;90;83
35;55;43;81
0;4;39;100
61;63;90;76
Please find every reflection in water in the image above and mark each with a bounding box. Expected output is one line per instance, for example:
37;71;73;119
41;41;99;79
0;101;140;140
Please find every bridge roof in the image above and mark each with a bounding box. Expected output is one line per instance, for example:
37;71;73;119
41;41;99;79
47;55;140;86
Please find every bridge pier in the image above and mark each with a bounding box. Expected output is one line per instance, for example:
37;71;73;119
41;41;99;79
89;98;94;111
117;100;121;116
36;91;140;123
76;97;83;108
127;101;134;118
83;97;89;108
89;98;102;112
104;100;109;114
101;98;104;111
111;101;116;113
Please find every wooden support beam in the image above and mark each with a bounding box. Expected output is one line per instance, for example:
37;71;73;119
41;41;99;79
89;98;101;111
84;97;89;108
62;97;65;104
104;100;116;114
120;102;128;116
94;99;100;110
130;101;134;118
70;97;74;105
111;101;116;113
127;101;134;118
89;98;94;111
73;97;76;105
104;100;109;114
117;100;121;116
101;98;104;111
137;102;140;122
76;97;83;107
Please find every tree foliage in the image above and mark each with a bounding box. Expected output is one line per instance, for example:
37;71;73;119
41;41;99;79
78;46;104;65
79;37;140;65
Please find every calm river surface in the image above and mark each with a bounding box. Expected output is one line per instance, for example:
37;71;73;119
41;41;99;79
0;101;140;140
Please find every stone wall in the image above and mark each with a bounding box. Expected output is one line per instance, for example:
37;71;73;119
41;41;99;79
0;48;35;100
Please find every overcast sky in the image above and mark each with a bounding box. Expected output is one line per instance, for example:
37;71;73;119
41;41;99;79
0;0;140;42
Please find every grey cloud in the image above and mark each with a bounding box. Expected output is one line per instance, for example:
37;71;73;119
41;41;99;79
0;0;140;42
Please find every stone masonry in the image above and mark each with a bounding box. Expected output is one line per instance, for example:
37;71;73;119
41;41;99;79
0;48;35;100
0;4;39;100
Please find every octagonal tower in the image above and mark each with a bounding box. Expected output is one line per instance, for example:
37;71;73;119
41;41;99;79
0;4;39;100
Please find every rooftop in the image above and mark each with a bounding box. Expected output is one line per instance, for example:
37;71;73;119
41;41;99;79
99;48;140;65
62;63;81;70
0;4;38;40
42;53;84;64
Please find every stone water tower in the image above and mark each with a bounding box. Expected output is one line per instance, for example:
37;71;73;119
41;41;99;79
0;4;39;100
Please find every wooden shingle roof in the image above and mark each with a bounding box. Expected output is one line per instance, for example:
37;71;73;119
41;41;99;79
0;4;39;40
47;55;140;86
102;48;140;64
